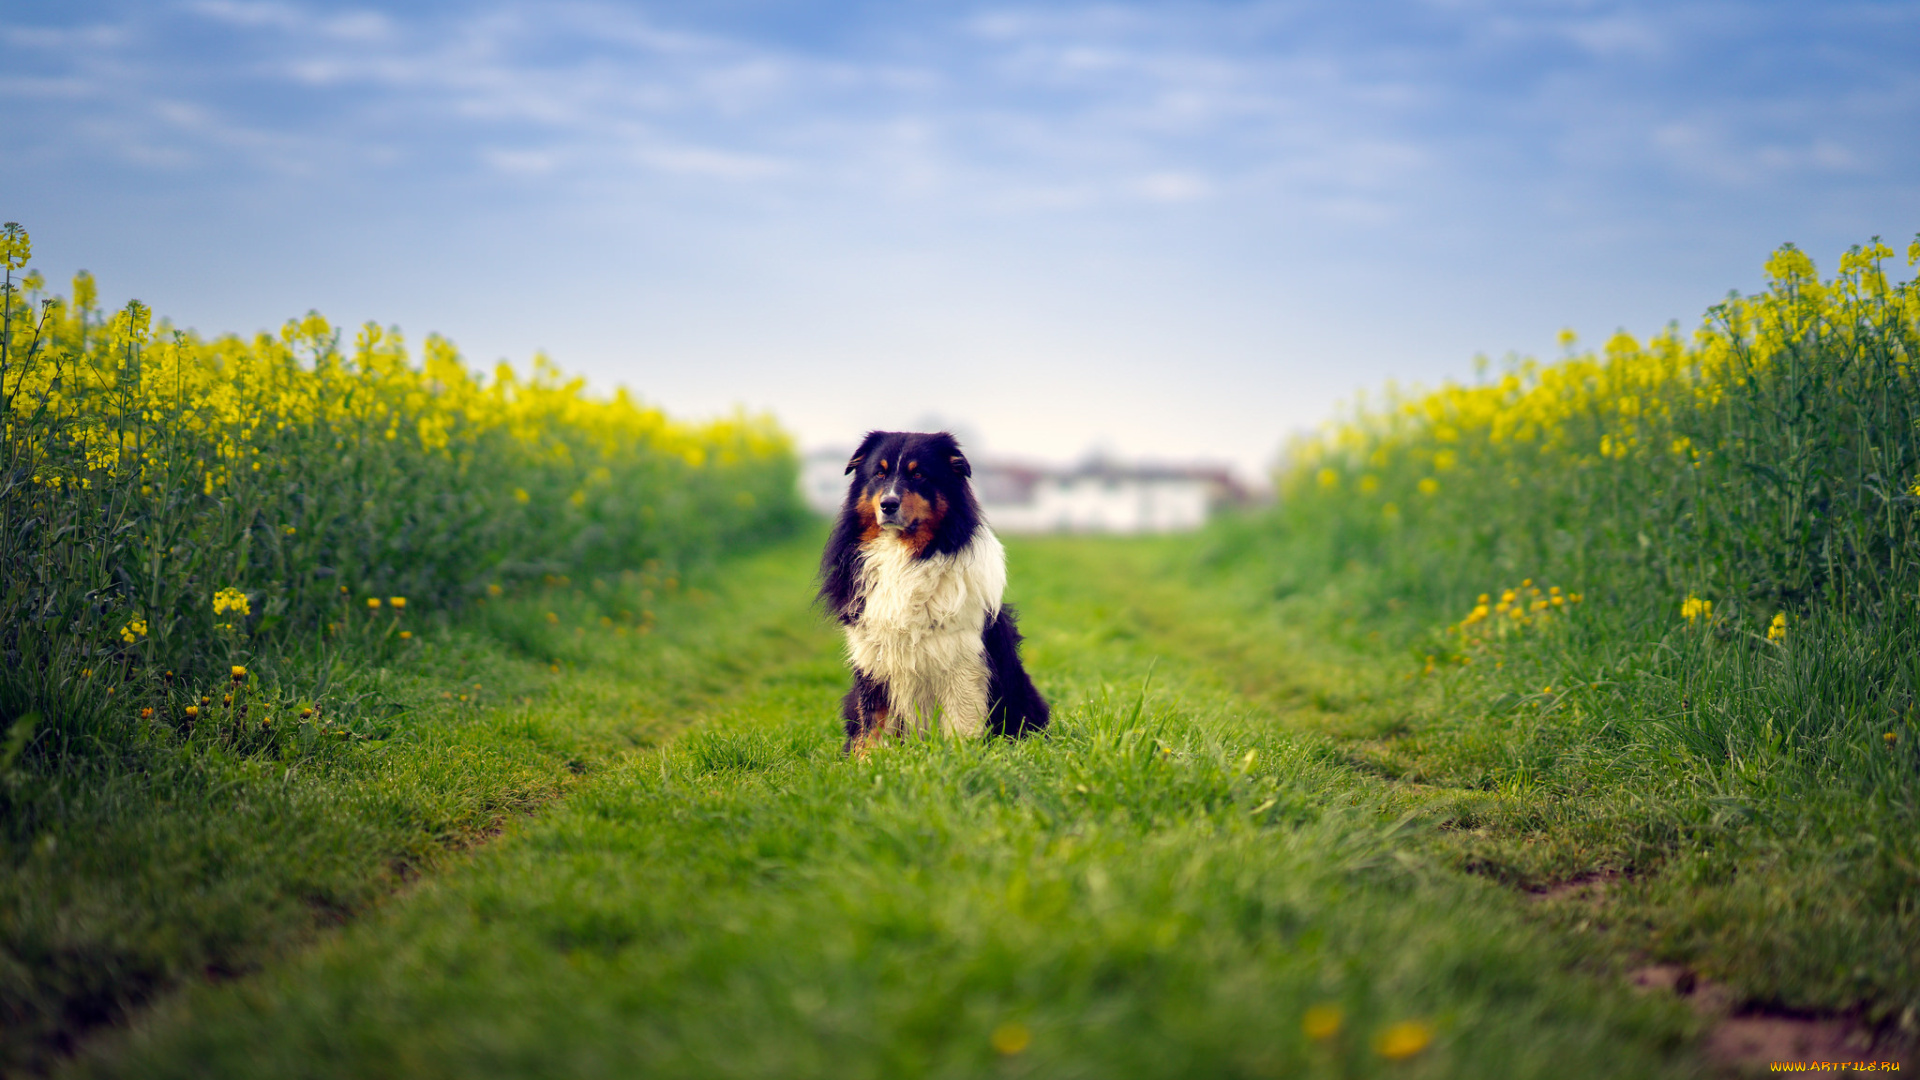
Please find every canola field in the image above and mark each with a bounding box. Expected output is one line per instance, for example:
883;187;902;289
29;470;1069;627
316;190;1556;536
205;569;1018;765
4;221;1919;1076
1229;234;1920;1022
0;221;800;756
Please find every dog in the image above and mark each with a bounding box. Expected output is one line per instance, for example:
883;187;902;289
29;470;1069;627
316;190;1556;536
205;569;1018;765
818;430;1049;754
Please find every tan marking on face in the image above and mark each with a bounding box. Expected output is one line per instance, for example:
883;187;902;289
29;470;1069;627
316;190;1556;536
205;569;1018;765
895;492;947;557
856;497;882;543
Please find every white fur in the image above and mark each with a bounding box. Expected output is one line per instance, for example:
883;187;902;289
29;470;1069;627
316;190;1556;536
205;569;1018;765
845;525;1006;738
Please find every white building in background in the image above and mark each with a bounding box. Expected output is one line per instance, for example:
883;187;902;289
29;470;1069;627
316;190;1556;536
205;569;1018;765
800;449;1245;534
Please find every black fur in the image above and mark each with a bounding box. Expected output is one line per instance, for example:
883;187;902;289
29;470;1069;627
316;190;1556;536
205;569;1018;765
819;430;982;622
982;604;1050;737
818;430;1049;751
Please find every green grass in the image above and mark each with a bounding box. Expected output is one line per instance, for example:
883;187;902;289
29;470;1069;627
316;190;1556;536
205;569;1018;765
58;535;1704;1080
1;536;829;1076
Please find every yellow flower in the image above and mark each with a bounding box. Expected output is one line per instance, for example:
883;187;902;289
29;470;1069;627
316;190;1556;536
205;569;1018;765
185;705;199;718
231;665;247;680
119;617;148;643
989;1022;1031;1056
1302;1004;1343;1041
367;597;382;609
1767;612;1787;642
1416;477;1439;496
213;587;251;617
1681;595;1713;626
399;630;412;639
389;596;406;609
1375;1020;1435;1060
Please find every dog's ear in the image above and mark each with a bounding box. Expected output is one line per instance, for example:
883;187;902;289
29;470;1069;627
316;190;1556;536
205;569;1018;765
845;431;887;475
949;450;971;478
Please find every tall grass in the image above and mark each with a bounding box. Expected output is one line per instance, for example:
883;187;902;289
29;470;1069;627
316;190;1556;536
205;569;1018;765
1220;233;1920;1013
0;222;803;768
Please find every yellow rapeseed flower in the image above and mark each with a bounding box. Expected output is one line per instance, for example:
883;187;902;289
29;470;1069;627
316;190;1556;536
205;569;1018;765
1680;595;1713;626
213;587;251;617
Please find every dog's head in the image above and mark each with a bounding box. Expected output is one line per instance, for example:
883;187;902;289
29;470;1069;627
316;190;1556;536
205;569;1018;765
843;430;975;551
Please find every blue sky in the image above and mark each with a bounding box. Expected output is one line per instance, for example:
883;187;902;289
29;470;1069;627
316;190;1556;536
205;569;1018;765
5;1;1917;479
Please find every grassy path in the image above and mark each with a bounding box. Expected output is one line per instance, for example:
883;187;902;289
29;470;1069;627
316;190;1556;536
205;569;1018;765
63;535;1702;1079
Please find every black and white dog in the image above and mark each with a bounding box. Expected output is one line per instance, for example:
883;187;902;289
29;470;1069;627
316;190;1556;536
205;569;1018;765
818;430;1049;754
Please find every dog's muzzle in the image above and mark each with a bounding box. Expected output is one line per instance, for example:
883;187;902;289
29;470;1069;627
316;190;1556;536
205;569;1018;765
876;486;905;528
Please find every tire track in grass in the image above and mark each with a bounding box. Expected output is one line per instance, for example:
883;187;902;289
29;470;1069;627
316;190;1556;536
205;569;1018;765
66;535;1703;1080
13;533;842;1077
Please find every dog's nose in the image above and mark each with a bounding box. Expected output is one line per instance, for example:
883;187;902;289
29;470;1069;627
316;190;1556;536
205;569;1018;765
879;495;901;515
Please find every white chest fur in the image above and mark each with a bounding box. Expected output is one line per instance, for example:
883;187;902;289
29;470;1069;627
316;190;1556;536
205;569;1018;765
844;526;1006;738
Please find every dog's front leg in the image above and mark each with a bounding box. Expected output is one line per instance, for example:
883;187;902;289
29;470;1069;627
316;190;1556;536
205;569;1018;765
841;668;892;756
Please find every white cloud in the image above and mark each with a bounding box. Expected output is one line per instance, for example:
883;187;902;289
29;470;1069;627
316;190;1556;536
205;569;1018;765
1132;171;1212;202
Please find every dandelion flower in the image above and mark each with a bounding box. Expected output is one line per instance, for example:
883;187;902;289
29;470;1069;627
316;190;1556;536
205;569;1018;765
231;665;247;681
139;707;154;719
1767;612;1787;642
367;597;382;609
1375;1020;1435;1060
185;705;199;718
399;630;412;640
989;1022;1031;1056
1302;1004;1343;1041
390;596;406;610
